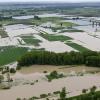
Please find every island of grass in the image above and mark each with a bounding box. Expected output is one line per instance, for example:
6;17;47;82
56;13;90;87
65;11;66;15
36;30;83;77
21;36;41;46
40;33;72;42
66;42;90;52
46;71;65;82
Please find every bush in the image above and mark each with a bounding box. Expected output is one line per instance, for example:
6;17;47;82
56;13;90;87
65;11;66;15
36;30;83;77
1;84;11;89
30;82;34;85
40;94;48;98
16;98;21;100
53;91;60;95
43;71;48;73
29;96;39;100
46;71;64;81
16;66;21;70
10;68;16;73
0;75;4;83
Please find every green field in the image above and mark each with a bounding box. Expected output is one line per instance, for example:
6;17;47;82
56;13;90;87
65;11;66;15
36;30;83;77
66;42;90;52
57;21;78;27
21;36;41;46
0;46;28;66
59;29;84;33
40;34;72;42
31;17;63;25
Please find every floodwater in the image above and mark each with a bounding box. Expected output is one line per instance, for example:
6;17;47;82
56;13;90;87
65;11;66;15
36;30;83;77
63;19;100;33
0;65;100;100
13;13;66;19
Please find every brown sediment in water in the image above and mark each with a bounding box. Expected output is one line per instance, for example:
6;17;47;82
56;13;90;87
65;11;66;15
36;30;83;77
19;65;100;74
0;65;100;100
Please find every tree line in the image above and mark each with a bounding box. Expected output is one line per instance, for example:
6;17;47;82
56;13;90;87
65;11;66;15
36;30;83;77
17;51;100;67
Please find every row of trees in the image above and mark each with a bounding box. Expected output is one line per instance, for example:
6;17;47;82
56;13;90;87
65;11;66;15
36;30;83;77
18;51;100;67
0;16;12;20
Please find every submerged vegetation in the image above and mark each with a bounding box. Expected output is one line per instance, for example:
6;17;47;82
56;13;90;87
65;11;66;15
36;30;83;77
18;86;100;100
0;3;100;100
46;71;64;81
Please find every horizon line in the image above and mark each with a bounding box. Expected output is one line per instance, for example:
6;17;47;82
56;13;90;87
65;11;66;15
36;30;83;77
0;1;100;3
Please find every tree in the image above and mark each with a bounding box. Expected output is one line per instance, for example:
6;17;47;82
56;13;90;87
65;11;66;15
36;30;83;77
0;75;4;83
0;24;2;27
60;87;67;100
90;86;97;94
6;72;11;82
34;15;41;20
82;89;88;94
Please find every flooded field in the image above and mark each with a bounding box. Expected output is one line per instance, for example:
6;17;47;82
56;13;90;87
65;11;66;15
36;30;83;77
0;65;100;100
0;2;100;100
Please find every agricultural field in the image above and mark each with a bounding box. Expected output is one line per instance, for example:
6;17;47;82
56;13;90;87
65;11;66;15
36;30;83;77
57;21;78;27
40;33;72;42
0;2;100;100
59;29;84;33
0;46;28;66
0;14;100;65
21;36;41;46
66;42;90;52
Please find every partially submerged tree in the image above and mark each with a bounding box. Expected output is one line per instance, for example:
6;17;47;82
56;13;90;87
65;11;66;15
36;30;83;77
34;15;41;20
0;75;4;83
60;87;67;100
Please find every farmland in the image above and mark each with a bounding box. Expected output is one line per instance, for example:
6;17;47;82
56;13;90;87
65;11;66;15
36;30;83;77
0;46;28;66
0;14;100;65
0;2;100;100
40;33;72;42
21;36;41;46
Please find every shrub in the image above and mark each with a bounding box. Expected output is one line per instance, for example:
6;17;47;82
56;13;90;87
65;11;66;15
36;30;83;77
10;68;16;73
29;96;39;100
30;82;34;85
43;71;48;73
0;75;4;83
60;87;67;100
16;66;21;70
46;71;64;81
53;91;60;95
40;94;48;98
16;98;21;100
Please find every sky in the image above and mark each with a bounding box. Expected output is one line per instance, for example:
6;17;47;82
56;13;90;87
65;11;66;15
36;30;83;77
0;0;100;3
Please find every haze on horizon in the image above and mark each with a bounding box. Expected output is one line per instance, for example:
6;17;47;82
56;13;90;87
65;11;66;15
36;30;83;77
0;0;100;3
